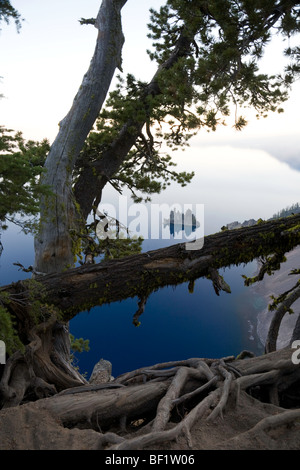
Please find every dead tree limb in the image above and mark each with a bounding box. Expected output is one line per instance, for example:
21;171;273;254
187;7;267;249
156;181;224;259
266;284;300;353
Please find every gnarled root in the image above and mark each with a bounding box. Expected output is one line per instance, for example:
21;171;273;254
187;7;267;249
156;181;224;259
106;349;300;450
108;349;300;450
1;348;300;450
0;315;86;408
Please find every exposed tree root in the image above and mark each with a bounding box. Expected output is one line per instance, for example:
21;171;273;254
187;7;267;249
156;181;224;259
0;314;86;408
1;347;299;450
108;350;300;450
214;408;300;450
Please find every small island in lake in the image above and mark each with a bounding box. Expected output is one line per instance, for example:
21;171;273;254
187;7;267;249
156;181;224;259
163;208;200;237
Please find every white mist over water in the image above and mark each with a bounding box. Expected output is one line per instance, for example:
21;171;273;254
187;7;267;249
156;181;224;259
100;145;300;236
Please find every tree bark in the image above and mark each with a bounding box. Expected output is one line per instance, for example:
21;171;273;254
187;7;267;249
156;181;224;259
72;2;298;222
73;20;201;220
42;380;169;431
34;0;127;275
265;284;300;353
5;213;300;321
35;214;300;319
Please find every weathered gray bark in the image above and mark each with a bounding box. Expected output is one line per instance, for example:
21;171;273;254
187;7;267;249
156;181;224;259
72;2;298;222
32;213;300;320
73;21;203;220
34;0;127;275
2;213;300;322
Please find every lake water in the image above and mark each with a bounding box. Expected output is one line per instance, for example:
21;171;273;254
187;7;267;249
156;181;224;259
70;257;265;378
1;144;300;378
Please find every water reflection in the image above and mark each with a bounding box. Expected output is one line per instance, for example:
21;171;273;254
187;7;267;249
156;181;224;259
163;208;200;239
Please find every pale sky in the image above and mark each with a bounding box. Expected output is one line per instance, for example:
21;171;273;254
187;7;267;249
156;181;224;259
0;0;163;141
1;0;300;227
0;0;299;144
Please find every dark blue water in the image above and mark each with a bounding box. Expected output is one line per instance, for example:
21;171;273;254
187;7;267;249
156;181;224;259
70;235;265;378
0;223;265;380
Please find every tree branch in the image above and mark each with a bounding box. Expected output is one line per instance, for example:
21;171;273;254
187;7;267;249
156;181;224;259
73;3;297;221
73;18;198;219
265;282;300;353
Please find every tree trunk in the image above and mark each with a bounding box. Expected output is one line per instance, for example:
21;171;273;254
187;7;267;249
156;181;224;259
3;213;300;322
72;3;297;223
34;0;127;275
31;213;300;319
73;20;199;220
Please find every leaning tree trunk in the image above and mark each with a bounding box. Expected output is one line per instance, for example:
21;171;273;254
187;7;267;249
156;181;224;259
34;0;127;275
265;283;300;353
72;3;297;223
73;21;198;220
27;0;128;401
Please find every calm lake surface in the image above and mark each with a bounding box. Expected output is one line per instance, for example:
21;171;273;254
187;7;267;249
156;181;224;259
1;144;300;378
